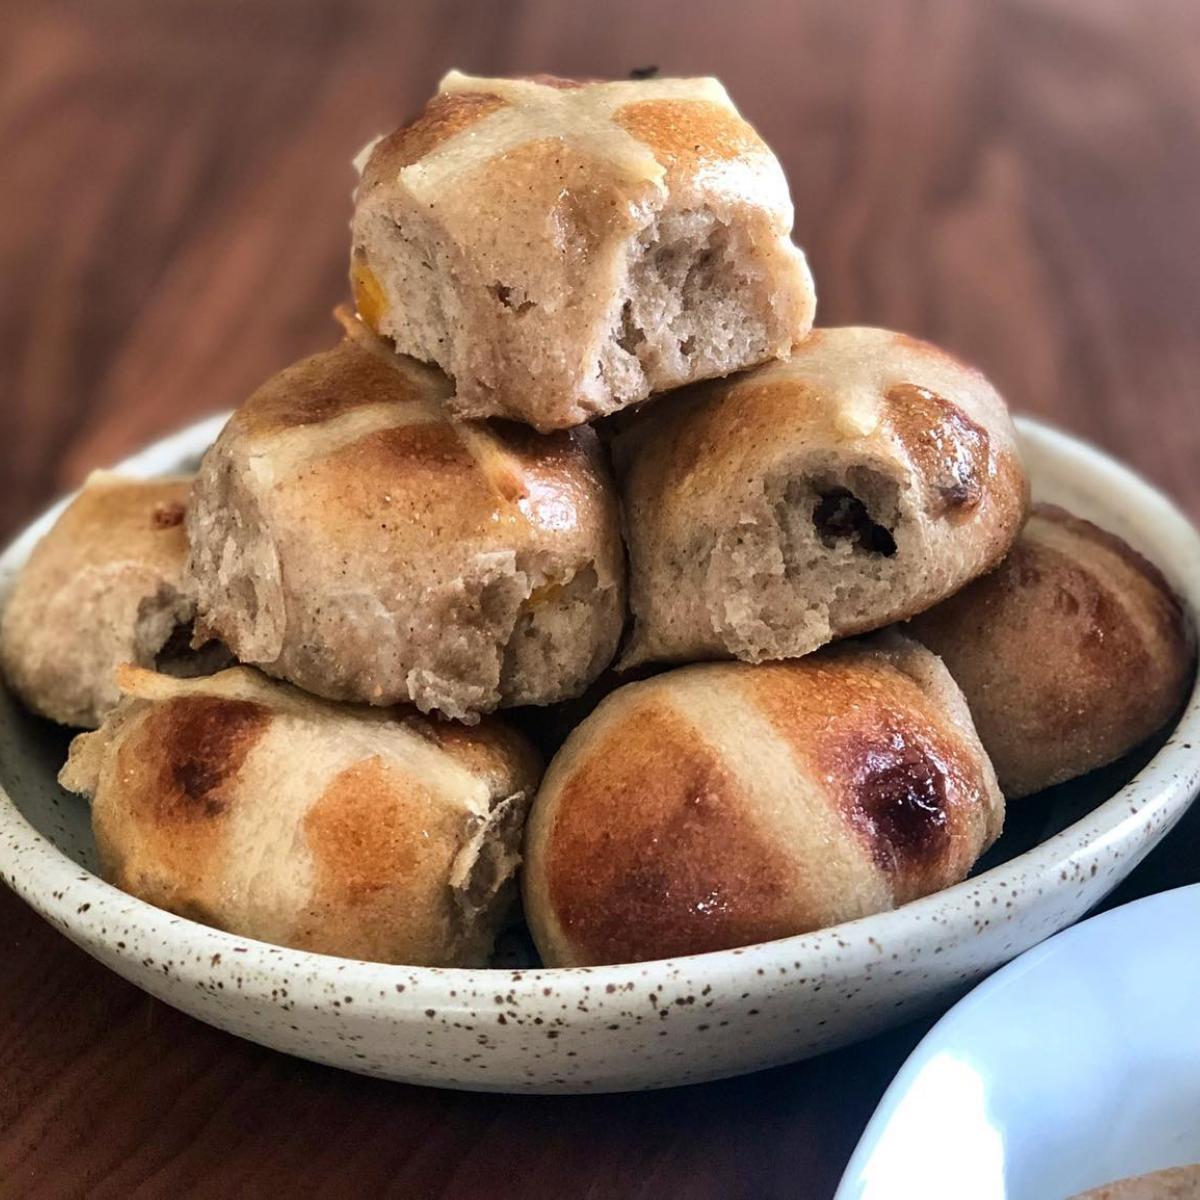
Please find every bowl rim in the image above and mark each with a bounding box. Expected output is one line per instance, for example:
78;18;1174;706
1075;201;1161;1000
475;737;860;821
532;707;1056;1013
1;413;1198;1008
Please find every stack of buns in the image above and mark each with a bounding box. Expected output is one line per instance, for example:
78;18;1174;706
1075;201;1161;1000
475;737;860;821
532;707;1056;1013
2;72;1192;969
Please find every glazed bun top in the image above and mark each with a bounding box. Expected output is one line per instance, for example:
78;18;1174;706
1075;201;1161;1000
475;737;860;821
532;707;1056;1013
219;323;617;562
185;314;627;718
357;71;796;220
615;326;1025;534
351;72;815;430
612;327;1029;668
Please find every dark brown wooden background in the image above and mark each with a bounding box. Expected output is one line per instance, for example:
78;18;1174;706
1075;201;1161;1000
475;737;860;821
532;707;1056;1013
3;1;1199;1196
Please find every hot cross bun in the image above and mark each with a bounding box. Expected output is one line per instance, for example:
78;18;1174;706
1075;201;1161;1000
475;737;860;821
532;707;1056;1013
523;633;1003;966
612;326;1029;668
351;71;816;431
185;316;626;720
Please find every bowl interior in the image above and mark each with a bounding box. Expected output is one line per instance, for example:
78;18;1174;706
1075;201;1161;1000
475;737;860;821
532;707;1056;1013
0;701;86;861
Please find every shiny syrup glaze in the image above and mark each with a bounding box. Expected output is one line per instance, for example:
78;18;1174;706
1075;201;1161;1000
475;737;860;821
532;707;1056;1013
845;727;952;873
544;702;793;965
887;383;990;516
748;654;990;903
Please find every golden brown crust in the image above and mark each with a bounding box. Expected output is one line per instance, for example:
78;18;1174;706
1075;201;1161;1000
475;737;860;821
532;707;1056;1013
745;655;991;904
613;98;765;186
358;91;509;195
613;326;1029;669
469;135;642;266
543;703;796;964
98;693;271;922
1036;503;1188;641
267;396;610;560
909;503;1195;797
398;711;544;795
45;474;191;574
139;695;271;822
231;340;446;437
616;371;817;499
983;449;1032;563
359;74;597;203
885;384;990;516
296;755;467;959
613;330;1024;508
351;71;815;429
304;757;433;894
311;423;478;520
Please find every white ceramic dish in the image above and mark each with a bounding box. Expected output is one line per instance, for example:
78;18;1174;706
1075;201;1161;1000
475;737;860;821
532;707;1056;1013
0;415;1198;1094
836;883;1200;1200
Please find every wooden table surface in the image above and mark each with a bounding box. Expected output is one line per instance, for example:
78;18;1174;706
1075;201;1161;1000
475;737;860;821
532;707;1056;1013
3;1;1199;1195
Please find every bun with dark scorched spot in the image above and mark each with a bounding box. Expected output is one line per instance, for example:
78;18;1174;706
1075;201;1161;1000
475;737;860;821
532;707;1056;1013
522;631;1004;967
611;326;1029;669
59;665;542;967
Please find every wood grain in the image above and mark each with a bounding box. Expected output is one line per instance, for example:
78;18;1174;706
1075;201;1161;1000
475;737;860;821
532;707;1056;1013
2;0;1199;1195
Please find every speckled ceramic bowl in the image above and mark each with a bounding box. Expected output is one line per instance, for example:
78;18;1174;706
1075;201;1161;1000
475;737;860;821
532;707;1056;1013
1;415;1198;1094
